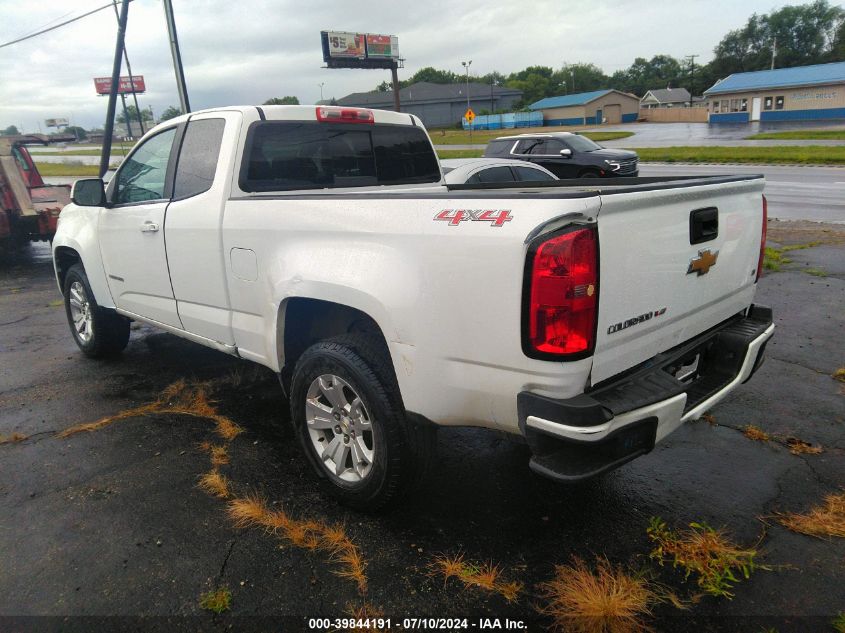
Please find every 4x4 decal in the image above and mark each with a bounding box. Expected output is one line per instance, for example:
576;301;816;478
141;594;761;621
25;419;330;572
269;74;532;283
434;209;513;227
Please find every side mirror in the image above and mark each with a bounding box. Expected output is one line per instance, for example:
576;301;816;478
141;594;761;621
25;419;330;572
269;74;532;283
560;149;573;158
71;178;106;207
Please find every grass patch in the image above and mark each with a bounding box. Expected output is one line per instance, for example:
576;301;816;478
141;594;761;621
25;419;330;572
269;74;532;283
199;441;230;466
429;553;522;602
428;127;634;146
777;491;845;539
833;612;845;633
199;587;231;613
803;267;827;277
437;149;484;159
57;379;244;441
536;556;660;633
631;145;845;165
0;432;27;445
34;162;100;177
647;517;760;599
226;493;368;593
745;129;845;140
763;242;822;271
198;469;231;499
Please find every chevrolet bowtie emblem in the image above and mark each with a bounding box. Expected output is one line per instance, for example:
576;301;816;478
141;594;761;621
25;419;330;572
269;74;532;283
687;249;719;276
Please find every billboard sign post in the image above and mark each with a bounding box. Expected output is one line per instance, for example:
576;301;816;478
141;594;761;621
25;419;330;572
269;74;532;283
320;31;402;111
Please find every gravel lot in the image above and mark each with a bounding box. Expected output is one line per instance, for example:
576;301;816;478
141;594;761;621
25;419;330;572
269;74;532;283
1;226;843;632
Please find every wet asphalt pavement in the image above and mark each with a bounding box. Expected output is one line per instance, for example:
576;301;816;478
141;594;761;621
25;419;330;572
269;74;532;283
0;230;843;632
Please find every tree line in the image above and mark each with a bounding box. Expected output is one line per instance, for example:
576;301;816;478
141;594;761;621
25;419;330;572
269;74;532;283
376;0;845;108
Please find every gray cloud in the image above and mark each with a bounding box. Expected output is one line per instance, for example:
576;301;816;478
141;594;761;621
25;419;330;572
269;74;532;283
0;0;806;131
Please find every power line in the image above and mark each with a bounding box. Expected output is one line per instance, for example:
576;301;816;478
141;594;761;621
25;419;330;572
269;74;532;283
0;0;132;50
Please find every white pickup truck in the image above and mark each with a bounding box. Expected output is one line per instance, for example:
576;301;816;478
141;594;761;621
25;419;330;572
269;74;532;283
53;105;773;510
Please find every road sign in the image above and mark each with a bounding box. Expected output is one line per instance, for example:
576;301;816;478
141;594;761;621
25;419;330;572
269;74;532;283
464;108;475;123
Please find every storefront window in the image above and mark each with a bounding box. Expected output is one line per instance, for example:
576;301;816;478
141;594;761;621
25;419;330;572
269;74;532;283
712;101;720;113
740;99;748;112
730;99;740;112
764;96;773;110
775;96;784;110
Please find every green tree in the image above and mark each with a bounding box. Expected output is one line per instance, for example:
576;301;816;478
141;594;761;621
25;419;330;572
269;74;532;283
556;63;610;94
263;96;300;105
613;55;684;96
706;0;844;79
2;125;20;136
158;106;183;122
116;105;153;124
402;67;460;86
64;125;87;140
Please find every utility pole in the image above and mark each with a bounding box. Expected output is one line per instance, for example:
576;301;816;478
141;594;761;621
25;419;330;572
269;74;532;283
390;61;401;112
112;0;144;135
100;0;130;178
571;71;575;94
163;0;190;113
318;82;325;102
686;54;699;107
119;93;132;137
462;60;472;145
771;36;777;70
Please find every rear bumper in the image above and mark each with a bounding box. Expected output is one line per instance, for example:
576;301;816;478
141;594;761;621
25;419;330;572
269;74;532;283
517;305;774;482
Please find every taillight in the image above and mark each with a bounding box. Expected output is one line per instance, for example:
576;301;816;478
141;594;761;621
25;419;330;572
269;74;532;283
315;106;374;124
756;194;767;281
524;227;598;358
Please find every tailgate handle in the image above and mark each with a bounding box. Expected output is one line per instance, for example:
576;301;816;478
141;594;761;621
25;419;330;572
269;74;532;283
690;207;718;244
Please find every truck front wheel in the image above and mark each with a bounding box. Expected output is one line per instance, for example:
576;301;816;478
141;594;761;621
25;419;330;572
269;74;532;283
289;334;433;512
63;264;130;358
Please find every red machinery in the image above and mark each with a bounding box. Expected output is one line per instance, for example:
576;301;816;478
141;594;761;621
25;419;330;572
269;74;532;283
0;135;71;249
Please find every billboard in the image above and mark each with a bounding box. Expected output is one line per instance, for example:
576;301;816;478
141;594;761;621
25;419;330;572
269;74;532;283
45;118;69;128
365;34;399;58
320;31;400;69
326;32;366;59
93;75;146;95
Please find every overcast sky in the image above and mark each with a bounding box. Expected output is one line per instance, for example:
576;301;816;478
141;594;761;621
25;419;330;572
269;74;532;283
0;0;831;131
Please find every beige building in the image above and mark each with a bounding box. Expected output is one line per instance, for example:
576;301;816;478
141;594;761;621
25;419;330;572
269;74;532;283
705;61;845;123
528;89;640;126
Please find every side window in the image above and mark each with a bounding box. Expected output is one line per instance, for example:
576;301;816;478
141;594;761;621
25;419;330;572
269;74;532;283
475;166;516;183
516;139;546;155
545;140;566;154
465;173;482;184
775;96;785;110
114;128;176;204
173;119;225;199
514;166;555;182
764;96;773;110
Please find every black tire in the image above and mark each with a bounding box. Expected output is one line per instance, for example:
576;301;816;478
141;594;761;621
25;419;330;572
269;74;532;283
578;169;600;178
289;334;435;512
63;263;130;358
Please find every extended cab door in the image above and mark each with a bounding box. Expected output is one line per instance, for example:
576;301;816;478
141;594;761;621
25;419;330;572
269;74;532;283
99;126;183;328
164;111;241;345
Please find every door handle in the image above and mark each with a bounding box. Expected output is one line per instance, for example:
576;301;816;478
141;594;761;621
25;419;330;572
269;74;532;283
140;221;160;233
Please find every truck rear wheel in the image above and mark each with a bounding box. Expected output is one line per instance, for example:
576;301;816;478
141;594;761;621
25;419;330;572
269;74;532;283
63;264;130;358
289;334;434;512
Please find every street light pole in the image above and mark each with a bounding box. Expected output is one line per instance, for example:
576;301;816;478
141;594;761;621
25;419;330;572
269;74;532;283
318;82;325;102
461;59;472;144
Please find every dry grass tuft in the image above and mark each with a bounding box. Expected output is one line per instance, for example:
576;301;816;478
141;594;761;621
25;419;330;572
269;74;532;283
833;368;845;383
647;517;759;599
699;414;717;425
0;432;28;445
536;556;658;633
198;440;231;464
777;491;845;539
430;553;523;603
784;437;823;455
198;469;231;499
199;587;232;613
743;425;771;442
57;380;244;440
225;493;368;594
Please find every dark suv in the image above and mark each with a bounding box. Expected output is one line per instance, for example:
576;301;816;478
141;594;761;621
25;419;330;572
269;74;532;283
484;132;638;178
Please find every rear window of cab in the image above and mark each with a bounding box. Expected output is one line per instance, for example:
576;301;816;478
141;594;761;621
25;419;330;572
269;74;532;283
239;121;441;192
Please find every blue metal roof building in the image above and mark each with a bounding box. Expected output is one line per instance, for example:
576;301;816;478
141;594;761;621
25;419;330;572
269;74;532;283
704;61;845;124
528;89;640;126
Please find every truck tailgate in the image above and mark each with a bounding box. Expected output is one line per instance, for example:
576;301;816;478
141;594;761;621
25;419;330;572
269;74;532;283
590;177;765;386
